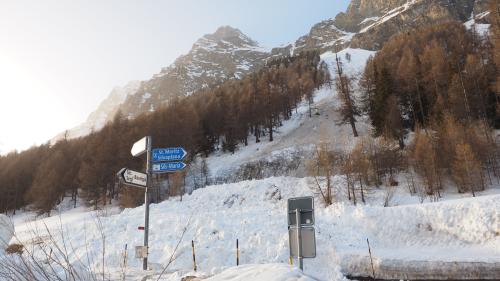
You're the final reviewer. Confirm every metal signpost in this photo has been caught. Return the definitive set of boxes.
[288,196,316,271]
[119,136,187,270]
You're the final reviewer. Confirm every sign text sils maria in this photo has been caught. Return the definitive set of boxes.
[152,162,186,173]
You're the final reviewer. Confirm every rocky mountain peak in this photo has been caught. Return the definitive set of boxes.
[194,25,260,51]
[211,26,254,43]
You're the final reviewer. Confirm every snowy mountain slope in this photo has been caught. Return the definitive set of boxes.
[271,20,355,56]
[55,0,492,143]
[51,81,141,143]
[207,48,375,182]
[8,177,500,280]
[348,0,481,50]
[273,0,490,55]
[52,26,269,142]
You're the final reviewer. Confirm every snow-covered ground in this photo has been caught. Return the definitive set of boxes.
[6,176,500,280]
[204,264,318,281]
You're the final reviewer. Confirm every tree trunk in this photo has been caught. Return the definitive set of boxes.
[359,177,365,203]
[351,180,357,205]
[268,119,273,142]
[349,116,358,137]
[309,100,312,117]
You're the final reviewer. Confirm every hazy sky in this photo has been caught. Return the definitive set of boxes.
[0,0,350,154]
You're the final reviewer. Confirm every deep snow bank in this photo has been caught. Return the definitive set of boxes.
[12,176,500,280]
[0,214,14,250]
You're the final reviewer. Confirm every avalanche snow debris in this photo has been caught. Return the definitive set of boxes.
[207,48,375,182]
[10,176,500,280]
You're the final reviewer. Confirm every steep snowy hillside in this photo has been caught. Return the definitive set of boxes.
[8,177,500,280]
[207,48,375,182]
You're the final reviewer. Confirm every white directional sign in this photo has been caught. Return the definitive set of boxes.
[131,136,149,157]
[120,168,147,187]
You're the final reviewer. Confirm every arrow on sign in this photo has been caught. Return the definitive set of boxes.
[119,168,147,188]
[152,147,187,162]
[152,162,186,173]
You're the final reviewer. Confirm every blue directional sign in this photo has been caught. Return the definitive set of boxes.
[152,147,187,162]
[152,162,186,173]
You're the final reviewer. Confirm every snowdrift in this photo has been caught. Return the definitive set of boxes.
[12,177,500,280]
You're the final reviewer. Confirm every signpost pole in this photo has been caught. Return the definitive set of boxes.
[143,136,152,270]
[296,208,303,271]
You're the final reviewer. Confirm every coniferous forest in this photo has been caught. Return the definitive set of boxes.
[0,51,329,214]
[1,8,499,215]
[351,21,500,201]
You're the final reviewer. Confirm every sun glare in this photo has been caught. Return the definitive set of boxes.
[0,54,61,153]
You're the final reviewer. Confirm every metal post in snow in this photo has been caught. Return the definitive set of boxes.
[367,238,376,278]
[122,244,128,281]
[143,136,152,270]
[236,239,239,266]
[192,240,197,272]
[296,208,303,271]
